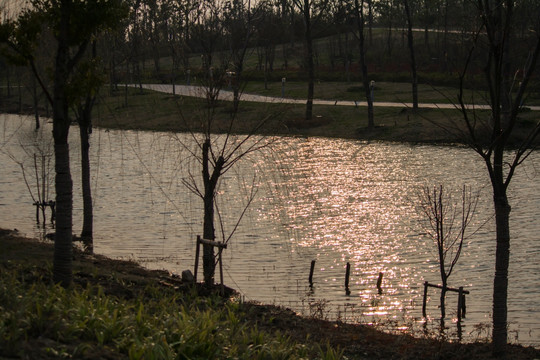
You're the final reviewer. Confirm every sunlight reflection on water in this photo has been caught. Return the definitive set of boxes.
[1,114,539,347]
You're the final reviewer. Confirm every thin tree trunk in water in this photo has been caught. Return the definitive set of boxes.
[79,40,96,252]
[440,288,447,318]
[440,281,447,318]
[492,194,511,356]
[32,76,40,130]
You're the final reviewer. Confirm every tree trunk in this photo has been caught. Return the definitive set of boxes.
[303,0,314,122]
[202,189,216,286]
[53,141,73,287]
[79,112,93,253]
[32,75,40,130]
[492,193,511,356]
[355,0,374,129]
[52,1,73,287]
[368,0,373,45]
[386,16,393,57]
[404,0,419,110]
[79,41,97,252]
[423,1,430,50]
[440,278,448,318]
[201,139,225,286]
[17,73,22,113]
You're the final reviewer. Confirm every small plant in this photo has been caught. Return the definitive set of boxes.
[416,184,480,319]
[308,298,330,320]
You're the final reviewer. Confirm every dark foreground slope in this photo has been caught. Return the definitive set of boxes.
[1,228,539,359]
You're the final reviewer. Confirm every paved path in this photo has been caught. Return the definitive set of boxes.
[136,83,540,111]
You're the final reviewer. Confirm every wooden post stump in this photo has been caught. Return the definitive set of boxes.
[345,262,351,295]
[422,281,428,318]
[308,260,315,286]
[376,272,383,294]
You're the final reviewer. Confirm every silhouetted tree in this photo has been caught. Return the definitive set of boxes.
[1,0,126,286]
[417,185,479,318]
[456,0,540,355]
[403,0,419,110]
[292,0,328,121]
[353,0,374,128]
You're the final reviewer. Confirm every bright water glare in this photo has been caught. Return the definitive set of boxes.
[1,114,539,346]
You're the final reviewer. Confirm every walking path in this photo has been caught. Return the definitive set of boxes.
[136,83,540,111]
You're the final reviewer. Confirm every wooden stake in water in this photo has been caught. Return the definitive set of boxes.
[345,262,351,295]
[309,260,315,287]
[377,272,384,294]
[422,281,429,318]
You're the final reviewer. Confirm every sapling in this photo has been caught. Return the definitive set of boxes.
[417,184,479,319]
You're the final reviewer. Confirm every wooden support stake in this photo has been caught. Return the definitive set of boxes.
[194,235,201,282]
[461,293,466,318]
[422,281,469,319]
[193,235,228,294]
[376,272,383,294]
[309,260,315,286]
[34,202,40,224]
[345,262,351,295]
[457,287,463,321]
[422,281,428,318]
[425,282,469,294]
[218,246,224,295]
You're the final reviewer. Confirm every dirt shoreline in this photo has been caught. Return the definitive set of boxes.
[1,228,539,359]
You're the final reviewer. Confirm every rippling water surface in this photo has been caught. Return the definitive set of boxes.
[1,114,539,346]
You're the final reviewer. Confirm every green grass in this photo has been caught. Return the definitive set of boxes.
[241,80,484,104]
[89,86,539,146]
[0,261,342,359]
[2,80,538,147]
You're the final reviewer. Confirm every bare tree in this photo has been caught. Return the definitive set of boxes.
[1,0,126,286]
[3,122,54,227]
[68,40,103,253]
[417,185,479,318]
[177,84,276,286]
[403,0,419,111]
[456,0,540,355]
[222,0,258,113]
[353,0,374,129]
[177,0,279,285]
[292,0,328,122]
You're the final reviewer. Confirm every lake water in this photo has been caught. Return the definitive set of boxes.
[1,113,539,347]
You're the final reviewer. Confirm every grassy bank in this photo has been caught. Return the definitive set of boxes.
[2,229,540,359]
[0,229,342,359]
[2,80,539,146]
[91,85,538,146]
